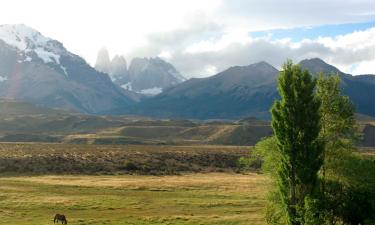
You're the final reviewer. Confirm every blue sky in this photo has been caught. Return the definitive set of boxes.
[251,21,375,41]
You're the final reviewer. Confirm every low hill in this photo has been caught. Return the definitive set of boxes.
[0,101,373,147]
[0,99,72,115]
[0,101,272,145]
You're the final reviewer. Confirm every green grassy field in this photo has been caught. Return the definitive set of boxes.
[0,173,268,225]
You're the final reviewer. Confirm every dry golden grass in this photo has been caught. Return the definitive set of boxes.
[0,173,268,225]
[2,172,266,190]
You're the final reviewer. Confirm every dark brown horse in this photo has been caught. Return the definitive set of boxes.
[54,214,67,225]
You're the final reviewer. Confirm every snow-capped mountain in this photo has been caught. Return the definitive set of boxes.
[0,24,137,113]
[95,49,185,96]
[0,24,70,75]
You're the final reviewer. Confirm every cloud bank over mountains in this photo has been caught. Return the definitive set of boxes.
[2,0,375,77]
[120,0,375,77]
[126,21,375,78]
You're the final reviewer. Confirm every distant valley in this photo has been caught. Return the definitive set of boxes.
[0,99,374,147]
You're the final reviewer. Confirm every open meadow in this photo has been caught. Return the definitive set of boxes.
[0,173,268,225]
[0,143,269,224]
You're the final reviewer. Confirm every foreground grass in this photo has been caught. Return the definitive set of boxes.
[0,173,267,225]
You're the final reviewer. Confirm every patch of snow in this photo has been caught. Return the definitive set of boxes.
[0,24,63,65]
[34,47,60,64]
[61,66,68,76]
[121,82,133,91]
[24,56,32,62]
[0,76,8,82]
[138,87,163,96]
[0,24,50,51]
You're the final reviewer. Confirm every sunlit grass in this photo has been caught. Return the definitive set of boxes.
[0,173,267,225]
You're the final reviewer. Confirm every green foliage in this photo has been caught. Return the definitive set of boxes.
[252,137,287,224]
[252,137,280,176]
[271,60,323,225]
[265,190,288,225]
[317,74,356,143]
[317,74,357,176]
[253,64,375,225]
[316,74,357,182]
[323,153,375,224]
[237,156,259,170]
[236,137,278,171]
[316,74,375,224]
[303,195,325,225]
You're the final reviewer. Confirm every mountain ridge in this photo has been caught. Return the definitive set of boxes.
[125,58,375,120]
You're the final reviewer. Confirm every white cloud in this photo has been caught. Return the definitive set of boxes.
[185,30,251,54]
[0,0,223,64]
[203,65,218,76]
[158,50,172,60]
[1,0,375,76]
[128,25,375,77]
[350,60,375,75]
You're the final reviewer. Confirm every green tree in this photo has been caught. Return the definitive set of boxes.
[316,74,375,224]
[316,74,356,186]
[271,60,323,225]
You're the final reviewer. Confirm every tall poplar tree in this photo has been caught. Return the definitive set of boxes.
[271,60,323,225]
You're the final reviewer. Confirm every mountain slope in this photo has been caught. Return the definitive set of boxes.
[129,58,375,120]
[299,58,375,117]
[131,61,279,119]
[0,24,136,113]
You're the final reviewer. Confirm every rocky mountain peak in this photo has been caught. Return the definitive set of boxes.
[299,58,342,75]
[124,57,185,95]
[94,48,128,81]
[95,47,111,74]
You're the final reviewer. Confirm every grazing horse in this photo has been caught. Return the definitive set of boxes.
[54,214,67,225]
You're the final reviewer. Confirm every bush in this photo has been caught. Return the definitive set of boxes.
[122,161,138,171]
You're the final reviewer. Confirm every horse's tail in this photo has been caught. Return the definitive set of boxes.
[65,219,68,225]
